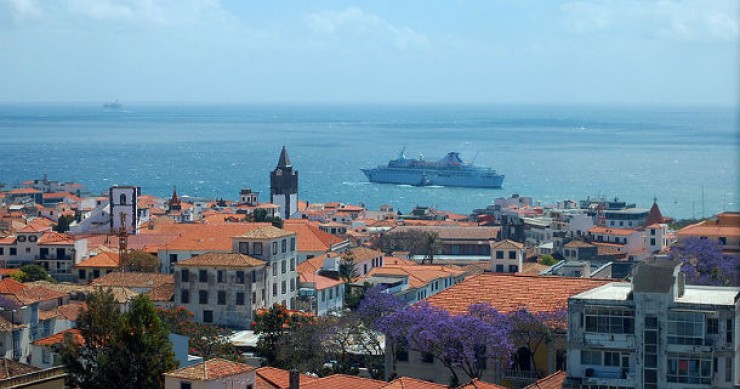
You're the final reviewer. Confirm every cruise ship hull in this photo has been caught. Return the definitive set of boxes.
[361,168,504,188]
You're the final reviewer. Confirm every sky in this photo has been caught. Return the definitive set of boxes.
[0,0,738,105]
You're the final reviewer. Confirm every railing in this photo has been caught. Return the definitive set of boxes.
[503,369,538,382]
[0,366,67,388]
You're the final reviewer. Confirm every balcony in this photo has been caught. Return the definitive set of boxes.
[582,368,634,386]
[503,369,538,384]
[583,333,635,349]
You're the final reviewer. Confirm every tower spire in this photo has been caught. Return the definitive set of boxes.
[277,146,292,169]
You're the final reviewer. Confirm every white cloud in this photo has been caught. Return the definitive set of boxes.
[305,7,429,50]
[560,0,739,42]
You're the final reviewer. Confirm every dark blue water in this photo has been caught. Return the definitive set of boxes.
[0,103,737,219]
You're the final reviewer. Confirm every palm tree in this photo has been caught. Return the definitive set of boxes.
[339,253,359,283]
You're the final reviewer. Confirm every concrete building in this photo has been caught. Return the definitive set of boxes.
[490,239,525,273]
[164,358,256,389]
[565,260,740,388]
[174,253,265,328]
[676,212,740,256]
[233,225,299,310]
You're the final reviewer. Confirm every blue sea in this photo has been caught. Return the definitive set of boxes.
[0,103,738,220]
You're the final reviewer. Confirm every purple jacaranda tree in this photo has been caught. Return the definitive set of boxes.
[670,237,740,286]
[357,285,406,328]
[378,302,514,386]
[509,308,568,378]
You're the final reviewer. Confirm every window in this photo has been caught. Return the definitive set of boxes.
[120,193,127,205]
[495,264,504,272]
[650,238,656,246]
[217,291,226,305]
[290,237,296,251]
[720,237,727,245]
[199,270,207,283]
[328,288,333,299]
[281,280,286,294]
[321,290,326,302]
[650,229,656,235]
[181,383,192,389]
[9,248,16,256]
[199,290,208,304]
[239,242,249,254]
[93,269,100,278]
[603,351,620,367]
[420,352,434,364]
[581,350,601,365]
[42,349,50,364]
[282,239,287,253]
[707,318,719,335]
[508,251,516,260]
[0,248,3,255]
[290,278,295,292]
[78,269,85,280]
[667,352,712,384]
[273,242,278,255]
[395,340,409,361]
[236,271,245,284]
[272,262,277,277]
[727,319,733,343]
[585,306,635,334]
[217,270,224,283]
[281,260,286,274]
[253,242,262,255]
[508,265,518,272]
[668,311,704,345]
[181,290,189,304]
[290,258,295,271]
[203,310,213,323]
[252,270,257,283]
[272,283,277,296]
[496,251,504,259]
[726,357,733,382]
[236,292,245,305]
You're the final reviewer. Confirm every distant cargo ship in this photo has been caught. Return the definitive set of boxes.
[361,149,504,188]
[102,100,123,111]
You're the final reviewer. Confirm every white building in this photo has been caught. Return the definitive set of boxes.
[490,239,524,273]
[164,358,256,389]
[566,260,739,389]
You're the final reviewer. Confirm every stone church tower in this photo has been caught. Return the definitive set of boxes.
[270,146,298,219]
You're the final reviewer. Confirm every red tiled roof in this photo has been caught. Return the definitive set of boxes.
[523,370,566,389]
[644,202,665,227]
[365,265,464,289]
[300,272,343,290]
[75,252,120,269]
[425,273,615,317]
[91,272,173,289]
[491,239,524,250]
[301,374,386,389]
[0,279,26,294]
[587,226,637,237]
[383,377,447,388]
[457,378,508,389]
[677,213,740,239]
[38,231,75,245]
[283,219,344,252]
[161,223,272,251]
[165,358,255,380]
[255,366,319,389]
[349,247,383,262]
[145,282,174,302]
[177,253,265,269]
[32,329,83,347]
[0,358,40,379]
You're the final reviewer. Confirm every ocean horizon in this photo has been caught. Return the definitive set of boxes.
[1,103,737,220]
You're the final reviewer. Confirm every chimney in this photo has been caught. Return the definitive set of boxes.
[289,369,300,389]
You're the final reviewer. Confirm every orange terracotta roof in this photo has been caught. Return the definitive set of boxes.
[457,378,508,389]
[564,240,594,248]
[75,252,120,269]
[165,358,255,380]
[677,213,740,238]
[425,273,615,317]
[161,223,272,251]
[38,231,75,245]
[384,256,417,266]
[491,239,524,250]
[300,272,343,290]
[349,247,383,262]
[91,272,173,289]
[145,282,174,302]
[177,253,265,269]
[383,377,447,388]
[255,366,319,389]
[366,265,464,289]
[588,226,637,237]
[283,220,344,252]
[0,236,16,245]
[239,225,294,240]
[32,328,83,347]
[0,278,26,294]
[301,374,386,389]
[5,188,42,194]
[0,358,40,379]
[523,370,566,389]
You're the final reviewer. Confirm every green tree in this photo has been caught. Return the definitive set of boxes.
[156,306,242,361]
[420,232,443,265]
[254,304,313,366]
[17,265,53,282]
[53,214,75,233]
[253,208,268,222]
[123,250,159,272]
[540,254,558,266]
[339,253,359,283]
[59,289,177,389]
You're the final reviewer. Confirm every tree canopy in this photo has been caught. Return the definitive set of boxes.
[59,290,177,389]
[671,237,740,286]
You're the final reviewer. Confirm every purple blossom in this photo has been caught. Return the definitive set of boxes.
[670,237,739,286]
[358,285,405,328]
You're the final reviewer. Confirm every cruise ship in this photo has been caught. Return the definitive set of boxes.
[361,150,504,188]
